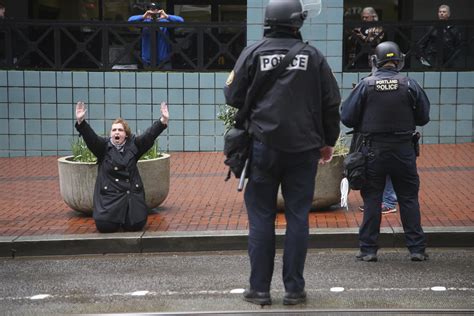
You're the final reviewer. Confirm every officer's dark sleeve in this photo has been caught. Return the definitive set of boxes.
[409,79,430,126]
[75,120,107,159]
[223,47,252,109]
[340,81,366,129]
[320,59,341,147]
[135,120,167,156]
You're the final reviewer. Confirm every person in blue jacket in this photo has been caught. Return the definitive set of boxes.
[128,2,184,68]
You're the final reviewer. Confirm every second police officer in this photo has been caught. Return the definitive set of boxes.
[341,41,430,262]
[224,0,341,306]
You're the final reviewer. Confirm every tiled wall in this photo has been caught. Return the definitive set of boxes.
[0,0,473,157]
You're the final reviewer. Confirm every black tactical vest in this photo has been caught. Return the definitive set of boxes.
[360,73,416,134]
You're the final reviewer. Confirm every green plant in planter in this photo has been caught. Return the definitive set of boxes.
[217,104,349,155]
[71,137,162,163]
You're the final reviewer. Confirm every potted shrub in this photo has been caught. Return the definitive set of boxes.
[58,138,170,215]
[218,105,349,210]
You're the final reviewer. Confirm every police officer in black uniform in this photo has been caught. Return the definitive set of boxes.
[224,0,341,306]
[341,41,430,262]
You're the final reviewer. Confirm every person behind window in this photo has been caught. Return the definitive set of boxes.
[347,7,384,69]
[128,2,184,69]
[419,4,462,67]
[0,3,5,19]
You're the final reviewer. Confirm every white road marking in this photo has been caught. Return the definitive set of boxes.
[130,291,149,296]
[330,287,345,292]
[230,288,245,294]
[431,286,447,291]
[30,294,51,300]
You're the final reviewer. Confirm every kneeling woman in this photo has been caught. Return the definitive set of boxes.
[75,101,169,233]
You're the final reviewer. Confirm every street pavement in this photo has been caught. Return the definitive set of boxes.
[1,248,473,314]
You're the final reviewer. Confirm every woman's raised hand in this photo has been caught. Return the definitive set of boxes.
[76,101,87,124]
[160,101,169,125]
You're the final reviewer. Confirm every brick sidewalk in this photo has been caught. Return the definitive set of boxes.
[0,144,473,237]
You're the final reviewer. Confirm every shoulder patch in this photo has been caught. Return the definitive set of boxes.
[226,70,235,86]
[375,79,399,91]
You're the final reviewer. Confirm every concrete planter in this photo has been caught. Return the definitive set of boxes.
[58,154,170,215]
[277,154,345,210]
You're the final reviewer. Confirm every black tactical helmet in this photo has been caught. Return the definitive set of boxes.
[371,41,405,68]
[264,0,307,29]
[148,2,161,10]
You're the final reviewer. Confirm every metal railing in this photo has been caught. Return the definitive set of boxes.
[343,20,474,72]
[0,19,246,71]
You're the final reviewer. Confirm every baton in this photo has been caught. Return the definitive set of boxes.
[237,158,250,192]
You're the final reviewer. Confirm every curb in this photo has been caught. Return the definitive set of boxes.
[1,227,473,257]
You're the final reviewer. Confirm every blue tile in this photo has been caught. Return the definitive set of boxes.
[326,56,341,72]
[407,72,424,86]
[200,73,215,88]
[152,73,167,88]
[0,71,7,86]
[57,135,73,151]
[121,89,136,103]
[152,89,167,103]
[424,89,440,104]
[457,72,474,88]
[73,72,89,87]
[121,104,136,119]
[24,71,40,86]
[120,72,136,88]
[89,72,104,88]
[439,136,455,144]
[0,88,6,102]
[439,121,455,136]
[8,71,24,86]
[184,136,199,151]
[199,136,215,151]
[184,73,199,88]
[42,136,57,150]
[168,73,183,88]
[456,121,471,136]
[247,25,263,41]
[40,72,56,87]
[199,121,214,135]
[137,88,152,104]
[215,73,228,89]
[326,41,342,57]
[327,25,342,40]
[40,88,56,103]
[57,88,73,103]
[105,104,121,119]
[199,104,215,120]
[439,104,456,120]
[104,72,120,88]
[9,87,24,102]
[440,72,457,88]
[136,72,152,88]
[327,0,343,7]
[247,7,263,24]
[26,135,42,150]
[215,135,224,150]
[440,88,456,104]
[342,73,359,89]
[215,90,225,104]
[42,120,57,134]
[0,135,8,150]
[168,136,183,151]
[327,8,343,23]
[168,104,183,120]
[136,120,153,134]
[184,121,199,136]
[9,119,25,134]
[90,120,106,135]
[200,89,215,104]
[168,89,183,104]
[105,89,120,103]
[26,119,42,134]
[457,89,474,104]
[424,72,440,88]
[184,104,199,120]
[25,104,41,118]
[41,103,56,119]
[0,119,8,133]
[168,120,183,135]
[10,135,26,150]
[422,121,439,136]
[457,104,472,121]
[57,72,72,87]
[8,103,24,118]
[137,104,152,119]
[184,89,199,104]
[429,104,439,120]
[57,104,73,119]
[89,104,105,119]
[0,103,7,118]
[89,88,105,103]
[57,120,73,135]
[455,137,473,143]
[73,88,89,102]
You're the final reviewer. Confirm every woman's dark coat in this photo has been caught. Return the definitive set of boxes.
[75,120,167,224]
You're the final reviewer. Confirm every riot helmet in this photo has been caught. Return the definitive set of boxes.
[264,0,307,29]
[148,2,161,10]
[370,41,405,71]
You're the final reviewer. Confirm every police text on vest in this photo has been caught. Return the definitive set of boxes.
[375,79,399,91]
[260,54,309,71]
